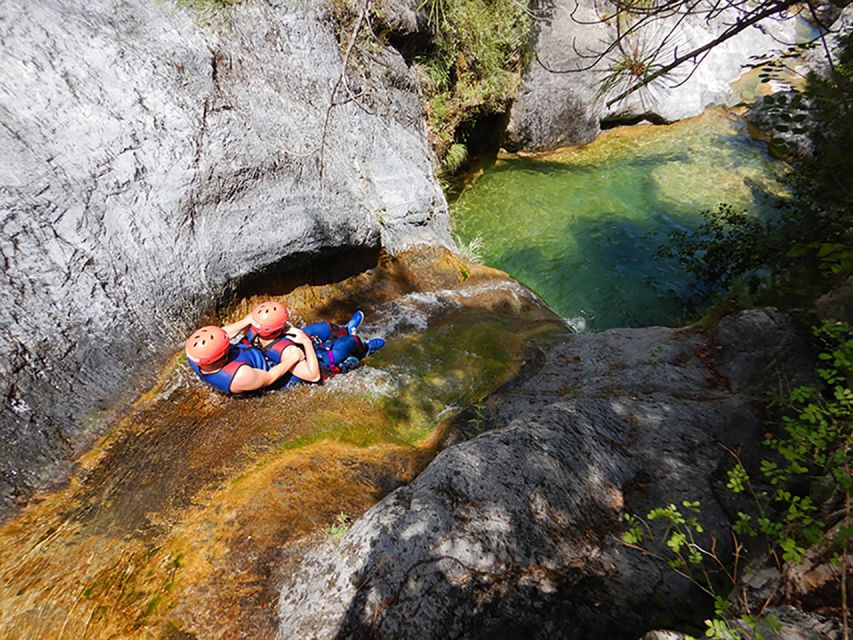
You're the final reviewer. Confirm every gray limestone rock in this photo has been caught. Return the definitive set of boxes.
[506,0,803,150]
[805,4,853,78]
[0,0,448,516]
[277,310,811,639]
[745,91,816,158]
[743,606,848,640]
[642,607,848,640]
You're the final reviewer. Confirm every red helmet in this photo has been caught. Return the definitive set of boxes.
[185,326,230,366]
[251,301,289,338]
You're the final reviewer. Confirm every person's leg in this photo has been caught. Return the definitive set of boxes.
[325,335,367,366]
[303,321,349,341]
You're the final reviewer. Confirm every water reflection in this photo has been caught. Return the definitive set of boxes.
[452,108,786,330]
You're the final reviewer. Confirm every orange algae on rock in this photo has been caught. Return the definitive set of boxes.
[0,248,568,639]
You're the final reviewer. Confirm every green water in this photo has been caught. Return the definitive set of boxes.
[451,109,785,330]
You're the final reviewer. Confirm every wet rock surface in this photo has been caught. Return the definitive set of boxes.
[277,308,813,639]
[0,0,446,516]
[505,0,802,150]
[0,248,568,639]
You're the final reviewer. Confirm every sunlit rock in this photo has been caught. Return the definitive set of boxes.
[278,308,812,638]
[0,0,448,515]
[506,0,805,150]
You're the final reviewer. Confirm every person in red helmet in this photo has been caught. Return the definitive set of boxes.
[185,314,318,395]
[245,302,384,382]
[185,302,384,394]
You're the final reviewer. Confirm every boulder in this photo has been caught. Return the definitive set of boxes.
[741,606,848,639]
[805,3,853,78]
[0,0,448,517]
[816,274,853,324]
[642,606,848,640]
[745,91,815,158]
[277,309,812,639]
[506,0,803,150]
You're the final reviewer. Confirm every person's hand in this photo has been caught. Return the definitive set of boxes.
[287,327,312,346]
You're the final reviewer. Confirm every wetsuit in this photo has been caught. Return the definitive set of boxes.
[247,321,367,381]
[188,343,269,394]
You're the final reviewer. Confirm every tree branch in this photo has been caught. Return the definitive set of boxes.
[605,0,800,106]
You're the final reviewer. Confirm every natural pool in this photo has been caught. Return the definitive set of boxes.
[451,108,786,331]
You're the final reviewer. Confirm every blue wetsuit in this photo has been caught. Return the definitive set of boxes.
[247,321,367,382]
[188,343,269,394]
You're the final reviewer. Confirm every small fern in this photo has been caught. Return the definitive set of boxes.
[442,142,469,175]
[453,233,485,264]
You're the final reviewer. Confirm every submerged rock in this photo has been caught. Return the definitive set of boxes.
[505,0,803,150]
[277,308,812,639]
[0,0,447,516]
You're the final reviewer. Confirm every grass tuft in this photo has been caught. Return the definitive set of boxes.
[453,233,485,264]
[322,512,352,541]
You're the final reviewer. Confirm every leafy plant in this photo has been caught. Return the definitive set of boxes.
[411,0,530,177]
[659,35,853,309]
[623,321,852,638]
[323,512,352,541]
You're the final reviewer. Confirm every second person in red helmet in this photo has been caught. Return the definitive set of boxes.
[185,302,384,395]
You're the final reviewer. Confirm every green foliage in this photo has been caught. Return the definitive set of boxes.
[322,512,352,541]
[622,512,645,545]
[328,0,529,178]
[623,321,852,636]
[658,204,771,297]
[411,0,531,177]
[726,464,749,493]
[762,321,853,560]
[442,142,469,174]
[659,35,853,308]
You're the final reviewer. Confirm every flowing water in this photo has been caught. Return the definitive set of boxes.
[0,249,569,639]
[452,108,786,331]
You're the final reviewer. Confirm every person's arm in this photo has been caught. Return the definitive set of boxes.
[287,327,322,383]
[228,347,305,393]
[222,313,254,340]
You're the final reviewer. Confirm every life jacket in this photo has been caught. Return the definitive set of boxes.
[188,344,269,394]
[249,328,347,382]
[246,327,301,366]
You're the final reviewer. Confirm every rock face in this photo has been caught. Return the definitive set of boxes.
[745,91,815,158]
[747,6,853,158]
[277,308,812,639]
[506,0,803,150]
[0,0,447,516]
[805,3,853,77]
